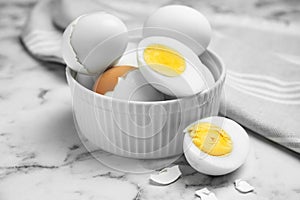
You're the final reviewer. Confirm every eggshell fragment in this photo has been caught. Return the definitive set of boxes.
[93,66,164,101]
[149,165,181,185]
[195,188,218,200]
[111,70,164,101]
[234,179,254,193]
[93,66,136,95]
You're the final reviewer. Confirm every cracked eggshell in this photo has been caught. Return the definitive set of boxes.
[234,179,254,193]
[195,188,218,200]
[93,66,164,101]
[110,69,165,101]
[149,165,182,185]
[93,65,136,95]
[62,16,87,74]
[62,12,129,75]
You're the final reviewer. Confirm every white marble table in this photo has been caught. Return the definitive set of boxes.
[0,0,299,199]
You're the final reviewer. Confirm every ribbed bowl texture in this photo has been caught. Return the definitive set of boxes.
[66,50,225,159]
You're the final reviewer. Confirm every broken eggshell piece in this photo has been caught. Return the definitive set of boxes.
[93,66,164,101]
[195,188,218,200]
[76,73,98,90]
[234,179,254,193]
[149,165,182,185]
[110,69,165,101]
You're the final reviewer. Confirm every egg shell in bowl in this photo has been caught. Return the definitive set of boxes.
[93,65,136,95]
[183,116,250,176]
[111,69,165,101]
[93,66,164,101]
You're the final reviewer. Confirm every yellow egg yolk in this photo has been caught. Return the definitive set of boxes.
[143,44,186,77]
[188,123,232,156]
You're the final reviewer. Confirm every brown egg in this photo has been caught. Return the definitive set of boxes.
[93,65,136,95]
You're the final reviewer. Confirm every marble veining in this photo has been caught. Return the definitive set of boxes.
[0,0,300,200]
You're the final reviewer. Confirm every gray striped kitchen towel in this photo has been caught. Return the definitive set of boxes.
[210,28,300,153]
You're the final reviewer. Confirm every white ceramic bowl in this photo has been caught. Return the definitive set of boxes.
[66,50,225,159]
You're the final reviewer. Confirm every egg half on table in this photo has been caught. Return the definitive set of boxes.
[183,116,250,176]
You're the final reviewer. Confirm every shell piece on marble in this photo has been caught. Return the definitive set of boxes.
[195,188,218,200]
[234,179,255,193]
[149,165,181,185]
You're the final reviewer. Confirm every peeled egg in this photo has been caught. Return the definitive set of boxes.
[137,36,215,97]
[143,5,212,55]
[93,66,164,101]
[62,12,128,75]
[183,116,250,176]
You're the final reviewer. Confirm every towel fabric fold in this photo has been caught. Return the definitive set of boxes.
[210,30,300,153]
[21,0,300,153]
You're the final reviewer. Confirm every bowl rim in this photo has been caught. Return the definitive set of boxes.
[66,49,226,106]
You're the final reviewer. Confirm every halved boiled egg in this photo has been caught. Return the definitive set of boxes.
[137,36,215,97]
[93,65,164,101]
[183,116,250,176]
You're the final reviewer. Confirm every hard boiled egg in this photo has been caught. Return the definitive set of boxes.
[143,5,212,55]
[93,65,164,101]
[137,36,215,97]
[62,12,128,75]
[183,116,250,176]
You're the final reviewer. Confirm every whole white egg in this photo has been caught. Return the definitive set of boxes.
[62,12,128,75]
[183,116,250,176]
[143,5,212,55]
[137,36,215,97]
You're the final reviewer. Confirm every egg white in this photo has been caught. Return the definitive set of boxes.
[183,116,250,176]
[137,36,215,97]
